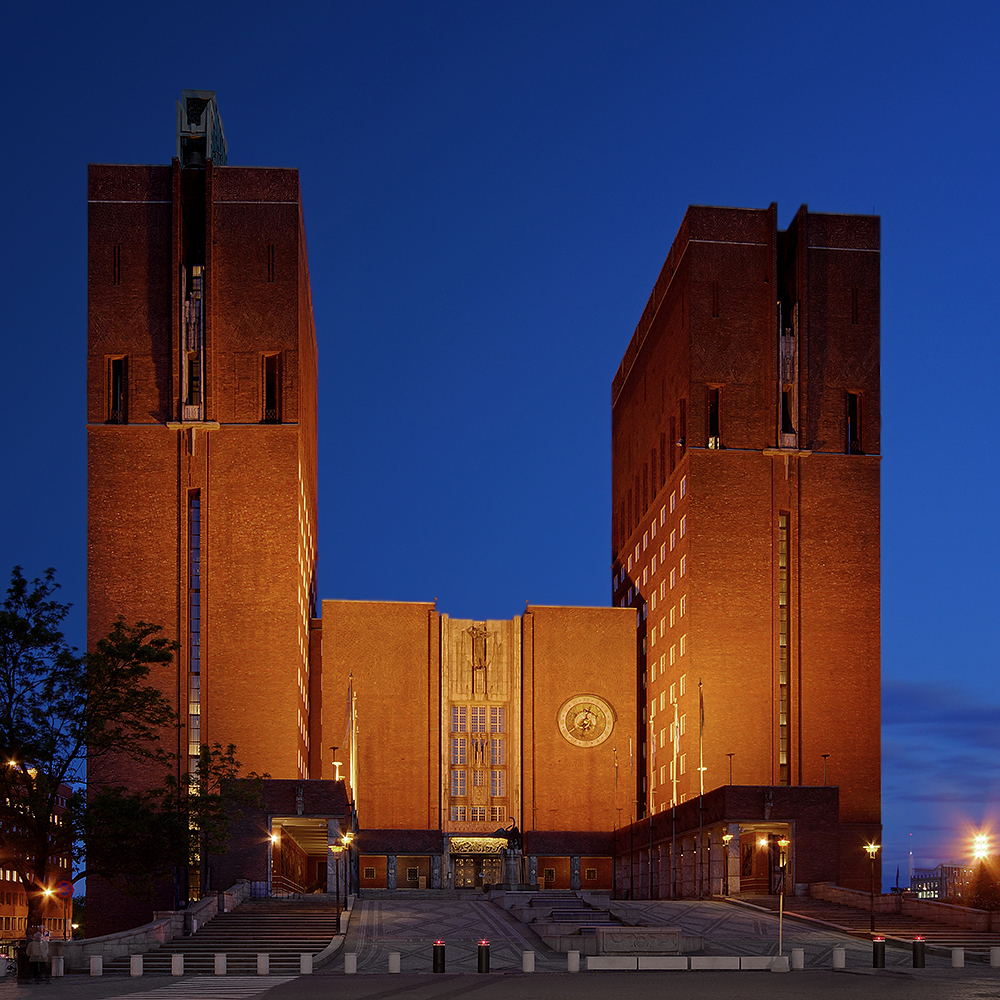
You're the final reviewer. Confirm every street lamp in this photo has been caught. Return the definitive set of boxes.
[972,832,990,862]
[777,837,789,956]
[722,832,733,896]
[864,842,881,934]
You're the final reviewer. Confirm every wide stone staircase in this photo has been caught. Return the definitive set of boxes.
[102,896,341,975]
[744,894,1000,960]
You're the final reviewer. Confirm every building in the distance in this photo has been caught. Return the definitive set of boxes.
[610,204,881,893]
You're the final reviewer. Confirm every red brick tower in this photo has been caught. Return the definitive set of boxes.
[611,205,881,890]
[87,92,319,928]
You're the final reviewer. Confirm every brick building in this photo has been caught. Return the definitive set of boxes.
[610,204,881,892]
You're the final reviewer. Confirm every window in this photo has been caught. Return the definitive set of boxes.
[450,806,466,821]
[470,706,487,733]
[659,617,665,637]
[471,806,486,821]
[651,555,657,573]
[543,868,556,883]
[680,635,687,656]
[651,520,657,538]
[660,542,666,561]
[450,770,466,796]
[643,531,648,551]
[364,867,377,880]
[660,691,665,711]
[679,399,687,454]
[660,505,666,525]
[670,569,676,589]
[585,868,598,881]
[451,707,467,732]
[407,867,419,881]
[451,737,466,765]
[634,544,640,562]
[660,581,665,600]
[669,416,677,473]
[473,769,485,787]
[491,770,506,797]
[680,515,687,537]
[490,706,505,733]
[680,754,687,775]
[847,392,863,454]
[650,697,656,717]
[642,567,648,586]
[680,476,687,498]
[680,555,687,576]
[107,357,127,424]
[490,738,505,766]
[670,606,676,628]
[670,645,676,666]
[627,554,632,572]
[680,673,687,694]
[650,630,656,647]
[680,595,687,617]
[670,530,676,551]
[669,683,676,703]
[670,491,676,513]
[651,591,657,610]
[186,353,201,406]
[262,353,281,423]
[708,386,721,448]
[680,714,687,736]
[660,765,666,784]
[490,806,506,823]
[659,728,666,748]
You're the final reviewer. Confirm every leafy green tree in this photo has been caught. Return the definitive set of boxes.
[969,857,1000,911]
[0,566,177,928]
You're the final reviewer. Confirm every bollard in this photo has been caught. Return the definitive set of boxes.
[951,947,964,968]
[388,952,401,973]
[567,950,580,973]
[300,954,312,975]
[790,948,804,970]
[432,940,446,973]
[344,953,357,974]
[257,953,269,976]
[872,937,885,969]
[991,947,1000,968]
[478,940,490,974]
[522,950,535,973]
[214,953,226,976]
[171,954,184,976]
[831,947,845,970]
[130,955,143,977]
[50,957,64,978]
[90,956,103,977]
[912,937,925,969]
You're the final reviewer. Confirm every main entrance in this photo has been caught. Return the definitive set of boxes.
[453,855,501,888]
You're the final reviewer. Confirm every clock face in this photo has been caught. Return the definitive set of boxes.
[557,695,614,747]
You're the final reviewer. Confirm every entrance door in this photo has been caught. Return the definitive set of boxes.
[454,857,476,888]
[481,857,501,885]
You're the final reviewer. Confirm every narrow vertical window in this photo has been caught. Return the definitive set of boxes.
[107,357,127,424]
[267,243,275,283]
[778,512,790,786]
[781,388,795,435]
[186,355,201,406]
[112,244,122,286]
[707,387,721,448]
[846,393,863,454]
[651,448,657,496]
[188,491,202,770]
[262,353,280,423]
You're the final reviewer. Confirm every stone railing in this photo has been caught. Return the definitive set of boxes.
[809,882,1000,932]
[51,881,249,972]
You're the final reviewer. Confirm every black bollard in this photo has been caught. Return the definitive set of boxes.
[478,940,490,974]
[872,937,885,969]
[432,940,445,973]
[912,937,925,968]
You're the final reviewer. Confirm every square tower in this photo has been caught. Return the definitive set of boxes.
[611,204,880,889]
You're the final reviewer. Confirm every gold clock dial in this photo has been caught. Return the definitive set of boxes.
[557,695,614,747]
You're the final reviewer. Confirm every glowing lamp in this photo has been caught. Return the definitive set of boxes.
[479,939,490,946]
[757,837,768,850]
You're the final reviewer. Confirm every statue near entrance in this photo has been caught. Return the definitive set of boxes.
[492,819,526,887]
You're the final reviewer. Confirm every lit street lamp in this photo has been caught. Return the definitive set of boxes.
[722,832,733,896]
[972,832,990,862]
[777,837,789,956]
[864,842,881,934]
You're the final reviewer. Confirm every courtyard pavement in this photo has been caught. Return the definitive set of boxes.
[0,898,995,1000]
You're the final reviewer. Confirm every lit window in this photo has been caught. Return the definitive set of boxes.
[650,697,656,717]
[680,515,687,537]
[473,769,485,787]
[660,691,665,711]
[680,754,687,775]
[670,645,676,666]
[650,630,656,647]
[651,555,657,573]
[651,591,657,610]
[670,606,676,628]
[670,492,676,512]
[660,581,665,599]
[642,567,648,585]
[680,714,687,736]
[643,531,648,551]
[451,706,467,733]
[628,555,633,572]
[490,806,506,822]
[660,765,666,784]
[586,868,598,881]
[642,602,648,619]
[659,617,665,638]
[490,770,506,797]
[669,683,676,703]
[680,555,687,576]
[490,706,505,733]
[680,595,687,616]
[450,806,466,821]
[651,520,657,537]
[670,569,676,589]
[471,806,486,821]
[451,738,466,765]
[451,770,466,796]
[659,728,666,748]
[681,476,687,498]
[680,673,687,694]
[660,542,666,561]
[635,544,640,562]
[680,635,687,656]
[670,530,676,551]
[471,707,487,733]
[660,505,666,525]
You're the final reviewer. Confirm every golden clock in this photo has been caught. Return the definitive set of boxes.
[557,695,614,747]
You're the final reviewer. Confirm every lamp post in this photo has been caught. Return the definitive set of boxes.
[722,832,733,896]
[821,754,830,786]
[864,842,881,934]
[777,837,789,956]
[726,753,735,785]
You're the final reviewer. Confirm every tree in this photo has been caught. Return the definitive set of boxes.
[0,566,178,930]
[969,857,1000,911]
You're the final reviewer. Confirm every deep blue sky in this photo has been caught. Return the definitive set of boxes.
[2,2,998,886]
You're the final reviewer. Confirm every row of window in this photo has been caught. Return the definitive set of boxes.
[103,354,284,424]
[450,805,506,823]
[451,706,505,734]
[450,737,505,766]
[450,769,506,797]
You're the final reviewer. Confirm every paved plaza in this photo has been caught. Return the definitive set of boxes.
[0,899,995,1000]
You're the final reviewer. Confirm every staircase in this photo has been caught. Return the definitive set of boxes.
[745,894,1000,960]
[102,896,341,975]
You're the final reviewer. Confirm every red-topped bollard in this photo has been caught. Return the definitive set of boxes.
[432,940,446,973]
[912,936,925,968]
[873,936,885,969]
[478,939,490,974]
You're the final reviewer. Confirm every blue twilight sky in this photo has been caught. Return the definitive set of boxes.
[1,2,998,886]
